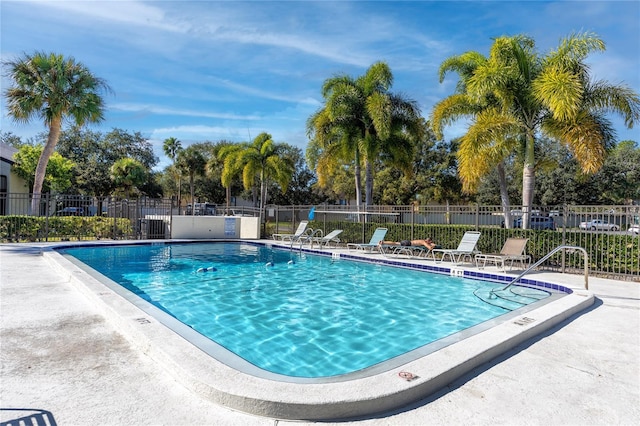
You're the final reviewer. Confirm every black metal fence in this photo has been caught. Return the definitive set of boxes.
[1,193,638,280]
[267,203,640,281]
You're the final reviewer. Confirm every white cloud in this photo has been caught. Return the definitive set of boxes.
[110,103,261,121]
[28,0,188,33]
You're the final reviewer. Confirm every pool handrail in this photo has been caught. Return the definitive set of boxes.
[498,245,589,292]
[291,228,323,251]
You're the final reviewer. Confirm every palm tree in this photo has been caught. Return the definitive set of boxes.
[163,137,183,210]
[431,51,519,227]
[217,142,245,215]
[226,133,293,221]
[433,33,639,228]
[3,52,110,214]
[176,146,206,215]
[307,61,422,207]
[110,158,147,198]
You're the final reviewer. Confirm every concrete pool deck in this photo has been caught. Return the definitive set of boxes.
[1,241,639,425]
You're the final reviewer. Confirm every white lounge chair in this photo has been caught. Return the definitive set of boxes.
[347,228,388,253]
[475,238,530,271]
[272,221,310,242]
[430,231,481,264]
[308,229,343,248]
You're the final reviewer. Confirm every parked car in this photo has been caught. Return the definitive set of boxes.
[579,219,619,231]
[514,216,556,230]
[55,207,85,216]
[628,225,639,235]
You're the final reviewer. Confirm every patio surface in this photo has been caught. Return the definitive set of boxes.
[1,241,638,425]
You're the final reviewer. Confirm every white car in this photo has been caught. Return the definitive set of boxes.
[629,225,640,235]
[579,219,619,231]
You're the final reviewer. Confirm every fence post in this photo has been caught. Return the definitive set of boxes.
[111,197,117,239]
[43,193,49,241]
[411,205,415,240]
[561,204,568,273]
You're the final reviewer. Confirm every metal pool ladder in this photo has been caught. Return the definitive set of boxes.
[498,245,589,292]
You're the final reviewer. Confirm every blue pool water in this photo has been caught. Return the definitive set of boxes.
[61,242,550,378]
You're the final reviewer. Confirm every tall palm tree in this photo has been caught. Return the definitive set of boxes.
[307,61,422,207]
[433,33,639,228]
[217,142,246,214]
[176,146,206,215]
[163,136,183,209]
[227,133,293,220]
[431,51,519,227]
[3,52,110,214]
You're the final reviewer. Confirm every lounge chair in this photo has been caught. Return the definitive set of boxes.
[308,229,343,248]
[394,243,438,259]
[475,238,530,271]
[430,231,481,264]
[272,220,310,242]
[347,228,388,252]
[380,239,438,258]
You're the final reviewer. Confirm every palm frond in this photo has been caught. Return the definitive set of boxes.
[586,80,640,128]
[533,66,583,121]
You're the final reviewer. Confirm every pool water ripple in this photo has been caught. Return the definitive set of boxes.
[62,242,550,378]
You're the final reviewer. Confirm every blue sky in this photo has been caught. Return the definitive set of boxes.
[1,0,639,169]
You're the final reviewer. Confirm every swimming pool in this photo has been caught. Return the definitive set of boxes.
[61,241,554,379]
[49,240,592,420]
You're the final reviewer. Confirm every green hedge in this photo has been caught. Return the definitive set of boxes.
[0,215,133,242]
[307,221,639,277]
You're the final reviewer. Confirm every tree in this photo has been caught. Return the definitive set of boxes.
[307,61,422,207]
[12,144,75,193]
[431,50,517,226]
[0,131,24,148]
[110,158,147,198]
[373,131,470,206]
[595,141,640,204]
[432,33,640,228]
[224,133,294,220]
[217,141,245,214]
[176,146,206,214]
[163,136,183,208]
[3,52,110,214]
[56,128,158,196]
[266,143,327,205]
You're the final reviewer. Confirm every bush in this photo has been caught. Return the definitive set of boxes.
[0,215,133,242]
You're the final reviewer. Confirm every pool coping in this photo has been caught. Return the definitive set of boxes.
[42,240,594,421]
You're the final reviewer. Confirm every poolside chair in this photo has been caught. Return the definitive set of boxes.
[272,221,310,242]
[377,239,437,259]
[475,238,530,271]
[308,229,343,248]
[430,231,481,264]
[347,228,388,253]
[392,242,438,259]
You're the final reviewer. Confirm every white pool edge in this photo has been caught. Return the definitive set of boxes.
[42,244,594,420]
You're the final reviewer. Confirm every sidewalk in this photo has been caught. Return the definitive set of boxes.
[1,243,638,425]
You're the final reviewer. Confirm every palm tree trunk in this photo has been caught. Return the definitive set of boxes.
[259,170,267,236]
[259,170,266,214]
[521,134,536,229]
[497,162,512,228]
[190,173,195,215]
[353,149,362,208]
[31,116,62,215]
[365,160,374,206]
[177,175,182,214]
